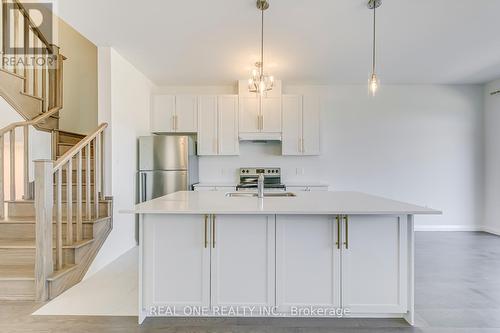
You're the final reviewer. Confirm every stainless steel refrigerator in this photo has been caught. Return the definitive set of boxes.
[137,135,198,202]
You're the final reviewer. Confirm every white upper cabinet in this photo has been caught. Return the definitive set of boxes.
[175,95,198,132]
[302,95,320,155]
[197,96,218,155]
[282,95,320,156]
[261,97,282,133]
[151,95,175,133]
[238,96,260,133]
[197,95,239,156]
[217,96,239,155]
[151,95,198,133]
[238,80,282,137]
[282,95,302,155]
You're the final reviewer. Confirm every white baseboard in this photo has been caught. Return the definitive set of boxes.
[415,225,482,232]
[481,226,500,236]
[415,224,500,236]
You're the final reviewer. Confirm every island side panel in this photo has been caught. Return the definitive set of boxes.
[404,215,415,325]
[139,214,146,324]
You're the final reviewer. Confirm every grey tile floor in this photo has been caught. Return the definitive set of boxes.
[0,232,499,333]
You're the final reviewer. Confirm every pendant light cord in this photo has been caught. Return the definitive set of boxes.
[372,2,376,74]
[261,4,264,78]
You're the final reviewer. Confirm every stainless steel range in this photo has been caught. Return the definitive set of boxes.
[236,168,286,191]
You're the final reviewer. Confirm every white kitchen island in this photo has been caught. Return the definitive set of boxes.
[127,191,440,325]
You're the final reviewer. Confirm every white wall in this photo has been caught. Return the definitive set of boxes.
[483,79,500,235]
[86,47,153,277]
[58,18,98,135]
[158,84,484,230]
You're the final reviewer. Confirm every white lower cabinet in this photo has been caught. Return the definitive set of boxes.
[211,215,275,307]
[276,215,341,312]
[276,214,407,315]
[143,214,408,317]
[143,214,210,309]
[341,215,407,314]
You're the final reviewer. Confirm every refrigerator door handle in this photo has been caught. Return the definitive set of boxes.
[141,173,147,202]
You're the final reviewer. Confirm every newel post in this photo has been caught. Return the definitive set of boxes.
[34,160,54,301]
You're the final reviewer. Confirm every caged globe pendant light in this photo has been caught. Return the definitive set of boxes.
[368,0,381,96]
[248,0,274,95]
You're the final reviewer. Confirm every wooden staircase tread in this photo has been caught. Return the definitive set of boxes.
[56,129,87,138]
[47,264,78,281]
[5,199,111,204]
[19,91,43,101]
[0,265,34,280]
[0,216,111,224]
[0,238,94,249]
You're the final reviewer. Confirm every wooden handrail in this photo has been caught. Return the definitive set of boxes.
[0,106,61,136]
[12,0,54,54]
[53,123,108,172]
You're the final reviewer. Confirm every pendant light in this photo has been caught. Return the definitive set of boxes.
[248,0,274,94]
[368,0,381,96]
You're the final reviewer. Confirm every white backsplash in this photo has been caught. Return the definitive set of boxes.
[198,141,325,184]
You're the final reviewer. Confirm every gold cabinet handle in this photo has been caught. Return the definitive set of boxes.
[335,215,341,249]
[343,215,349,249]
[212,214,216,248]
[204,215,208,248]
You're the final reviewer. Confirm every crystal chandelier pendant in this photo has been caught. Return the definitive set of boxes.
[248,0,274,95]
[248,62,274,94]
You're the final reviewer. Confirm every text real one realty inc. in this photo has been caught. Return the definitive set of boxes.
[149,306,352,318]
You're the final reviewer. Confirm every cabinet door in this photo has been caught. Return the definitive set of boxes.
[211,215,275,308]
[218,96,239,155]
[239,96,260,133]
[261,96,282,133]
[276,215,341,312]
[302,96,320,155]
[151,95,175,133]
[341,215,407,314]
[175,95,198,132]
[142,214,210,309]
[197,96,218,155]
[282,95,302,155]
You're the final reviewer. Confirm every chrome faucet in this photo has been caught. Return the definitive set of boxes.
[257,173,264,198]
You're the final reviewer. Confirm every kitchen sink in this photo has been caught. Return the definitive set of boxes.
[225,192,297,198]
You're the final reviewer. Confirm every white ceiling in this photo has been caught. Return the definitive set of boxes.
[55,0,500,85]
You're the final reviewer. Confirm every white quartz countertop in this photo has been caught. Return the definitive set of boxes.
[123,191,441,215]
